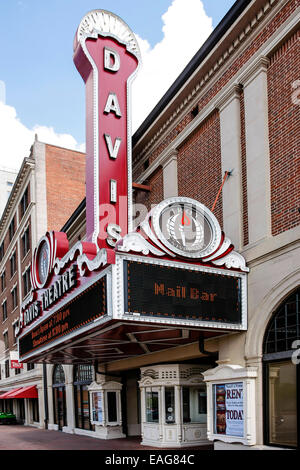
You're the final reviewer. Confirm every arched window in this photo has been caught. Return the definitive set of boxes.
[263,288,299,449]
[53,364,65,385]
[74,364,94,431]
[52,365,66,430]
[264,289,300,355]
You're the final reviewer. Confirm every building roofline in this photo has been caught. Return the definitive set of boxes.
[132,0,252,147]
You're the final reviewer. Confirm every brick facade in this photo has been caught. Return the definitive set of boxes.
[268,29,300,236]
[45,144,86,231]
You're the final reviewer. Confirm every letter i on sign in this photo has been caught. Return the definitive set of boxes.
[73,11,141,249]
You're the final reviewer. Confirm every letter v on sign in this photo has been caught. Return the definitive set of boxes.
[73,10,141,249]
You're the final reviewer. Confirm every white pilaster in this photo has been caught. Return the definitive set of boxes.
[216,85,243,250]
[162,149,178,199]
[240,56,271,245]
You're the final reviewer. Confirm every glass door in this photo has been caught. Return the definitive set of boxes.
[53,386,66,431]
[267,361,297,447]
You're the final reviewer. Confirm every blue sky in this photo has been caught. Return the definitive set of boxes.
[0,0,236,171]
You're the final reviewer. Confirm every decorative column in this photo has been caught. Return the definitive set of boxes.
[240,56,271,245]
[216,85,243,250]
[175,385,182,443]
[65,368,76,433]
[162,149,179,199]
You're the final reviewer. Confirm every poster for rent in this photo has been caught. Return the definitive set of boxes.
[224,382,244,437]
[215,382,244,437]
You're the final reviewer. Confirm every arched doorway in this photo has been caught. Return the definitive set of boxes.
[73,364,94,431]
[53,365,66,431]
[263,288,299,448]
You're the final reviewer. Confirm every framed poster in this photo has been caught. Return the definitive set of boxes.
[214,382,244,437]
[91,391,103,423]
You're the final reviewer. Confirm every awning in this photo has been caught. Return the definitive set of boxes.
[7,386,38,399]
[0,387,23,399]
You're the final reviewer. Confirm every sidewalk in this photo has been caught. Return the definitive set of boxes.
[0,425,213,451]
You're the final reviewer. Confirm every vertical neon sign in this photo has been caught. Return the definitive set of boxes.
[73,10,140,250]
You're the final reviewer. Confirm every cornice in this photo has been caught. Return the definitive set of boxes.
[133,0,283,169]
[0,157,35,237]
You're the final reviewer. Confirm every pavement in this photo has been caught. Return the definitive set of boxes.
[0,424,214,451]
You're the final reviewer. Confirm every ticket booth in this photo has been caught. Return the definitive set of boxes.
[139,364,209,448]
[88,378,125,439]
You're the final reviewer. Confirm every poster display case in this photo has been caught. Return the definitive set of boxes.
[203,364,258,447]
[88,379,125,439]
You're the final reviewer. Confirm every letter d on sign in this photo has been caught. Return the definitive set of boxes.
[104,47,120,72]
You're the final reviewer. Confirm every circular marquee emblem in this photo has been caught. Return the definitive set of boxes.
[37,240,50,286]
[151,197,222,259]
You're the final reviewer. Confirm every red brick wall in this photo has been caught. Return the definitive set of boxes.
[135,0,299,173]
[134,167,164,214]
[268,29,300,236]
[45,144,86,231]
[177,111,223,228]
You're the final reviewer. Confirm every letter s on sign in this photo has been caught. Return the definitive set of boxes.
[106,224,122,247]
[292,340,300,365]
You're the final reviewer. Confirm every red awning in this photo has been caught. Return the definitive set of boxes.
[0,387,23,399]
[8,386,38,399]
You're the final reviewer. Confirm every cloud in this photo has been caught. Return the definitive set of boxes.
[0,101,85,171]
[132,0,213,131]
[0,0,212,172]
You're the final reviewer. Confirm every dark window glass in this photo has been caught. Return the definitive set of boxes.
[182,387,190,423]
[10,252,16,277]
[2,300,7,322]
[5,360,9,378]
[107,392,117,423]
[165,387,175,424]
[146,391,159,423]
[12,286,18,309]
[23,268,31,297]
[1,271,5,291]
[73,365,94,431]
[0,243,4,261]
[27,363,35,371]
[22,228,30,257]
[20,187,29,217]
[9,218,15,241]
[264,290,300,354]
[53,365,65,385]
[4,332,9,350]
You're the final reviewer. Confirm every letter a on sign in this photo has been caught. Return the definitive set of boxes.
[73,10,140,249]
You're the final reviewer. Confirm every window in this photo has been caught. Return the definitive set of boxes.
[20,186,29,217]
[2,300,7,322]
[3,331,9,350]
[13,322,19,344]
[1,271,6,291]
[146,391,159,423]
[27,363,35,371]
[165,387,175,424]
[5,360,9,378]
[23,267,31,297]
[9,218,15,241]
[22,228,30,257]
[107,392,117,423]
[10,252,17,278]
[0,243,4,261]
[12,286,18,310]
[263,289,299,449]
[15,367,21,375]
[74,365,94,431]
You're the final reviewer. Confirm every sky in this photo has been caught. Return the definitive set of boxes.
[0,0,236,172]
